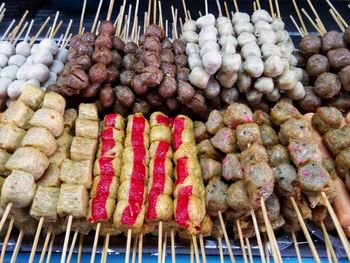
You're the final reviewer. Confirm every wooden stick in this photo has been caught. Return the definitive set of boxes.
[138,231,143,263]
[117,0,127,36]
[45,27,52,39]
[204,0,208,15]
[218,211,236,263]
[24,19,34,42]
[161,232,167,263]
[90,222,101,263]
[216,0,222,16]
[52,20,62,38]
[224,2,230,18]
[60,215,73,263]
[158,221,163,263]
[1,19,15,41]
[10,229,24,263]
[132,234,139,263]
[233,0,239,12]
[126,5,132,41]
[91,0,103,33]
[321,192,350,260]
[268,0,275,18]
[136,25,141,43]
[165,19,168,37]
[245,238,254,263]
[324,234,332,263]
[218,237,224,263]
[291,0,307,35]
[325,0,348,27]
[290,15,304,36]
[290,197,320,263]
[146,0,151,27]
[253,2,257,12]
[0,3,5,14]
[0,8,5,23]
[190,240,194,263]
[236,220,248,263]
[67,230,79,263]
[171,228,176,263]
[77,234,84,263]
[61,19,73,48]
[131,0,140,39]
[330,9,345,32]
[291,232,301,263]
[153,0,157,25]
[0,216,14,262]
[250,209,266,263]
[62,33,72,49]
[307,0,326,32]
[50,11,60,39]
[38,226,53,263]
[316,18,327,34]
[187,10,192,20]
[263,233,270,263]
[158,1,163,29]
[275,0,281,19]
[79,0,87,34]
[28,216,44,263]
[13,21,28,45]
[301,8,323,35]
[199,234,207,263]
[191,235,200,263]
[106,0,115,21]
[30,16,50,46]
[46,233,56,263]
[125,229,132,263]
[10,10,28,43]
[320,221,338,263]
[96,21,101,35]
[181,0,188,20]
[101,232,110,263]
[256,0,261,10]
[144,12,148,34]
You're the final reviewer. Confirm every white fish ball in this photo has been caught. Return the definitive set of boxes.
[33,50,53,66]
[264,55,284,78]
[217,69,238,89]
[200,41,220,57]
[183,20,197,32]
[26,55,35,64]
[189,67,210,89]
[0,65,18,80]
[0,41,15,57]
[254,77,274,94]
[39,38,58,55]
[16,63,31,80]
[237,32,256,46]
[31,43,39,55]
[50,60,64,74]
[196,14,216,28]
[26,63,50,83]
[15,41,31,57]
[241,41,261,59]
[204,77,221,99]
[54,48,68,63]
[286,81,305,100]
[0,53,8,68]
[265,88,281,102]
[232,12,250,24]
[277,69,296,90]
[234,22,254,35]
[261,43,281,59]
[216,16,231,27]
[202,50,222,75]
[257,29,276,45]
[271,19,285,31]
[221,53,241,72]
[252,9,273,23]
[188,53,203,69]
[0,78,12,98]
[243,56,264,78]
[182,31,199,43]
[8,54,26,67]
[218,35,238,48]
[42,72,57,88]
[186,43,200,56]
[7,80,25,100]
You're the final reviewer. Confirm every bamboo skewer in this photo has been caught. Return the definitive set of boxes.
[60,215,73,263]
[45,27,52,39]
[9,229,24,263]
[23,18,34,42]
[13,21,28,45]
[61,19,73,48]
[251,209,266,263]
[320,221,338,263]
[9,10,28,43]
[291,231,301,263]
[0,216,14,263]
[215,0,222,17]
[218,237,224,263]
[77,234,84,263]
[125,229,132,263]
[325,0,348,27]
[236,220,248,263]
[301,8,323,35]
[101,233,110,263]
[218,211,236,263]
[263,233,270,263]
[162,232,167,263]
[1,19,15,41]
[28,216,45,263]
[38,225,53,263]
[224,2,230,18]
[199,234,207,263]
[90,223,101,263]
[182,0,188,20]
[204,0,208,16]
[30,16,51,46]
[131,0,140,39]
[132,235,139,263]
[330,9,345,32]
[67,230,79,263]
[274,0,280,19]
[50,11,60,39]
[268,0,275,19]
[190,240,194,263]
[291,0,307,35]
[138,231,143,263]
[170,228,176,263]
[46,234,56,263]
[290,15,304,36]
[306,0,326,32]
[245,237,254,263]
[233,0,239,12]
[256,0,261,10]
[52,20,63,38]
[324,235,332,263]
[91,0,103,33]
[191,235,200,263]
[158,221,163,263]
[290,197,320,263]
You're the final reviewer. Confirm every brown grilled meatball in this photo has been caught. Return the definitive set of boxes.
[175,54,188,68]
[222,153,243,181]
[95,33,113,49]
[335,148,350,180]
[131,68,163,94]
[288,139,322,167]
[160,62,177,77]
[76,55,92,70]
[260,125,278,147]
[306,54,329,77]
[47,84,79,96]
[267,144,289,167]
[120,70,135,86]
[145,24,165,41]
[111,50,122,66]
[66,68,89,90]
[143,50,161,68]
[80,82,100,98]
[112,100,128,115]
[99,84,115,108]
[200,159,222,182]
[278,118,311,145]
[177,80,195,104]
[322,31,345,54]
[173,39,186,55]
[274,163,297,197]
[205,110,223,135]
[327,48,350,71]
[311,106,343,134]
[206,177,228,216]
[115,85,135,107]
[297,161,331,192]
[89,63,107,83]
[188,92,207,114]
[211,127,237,153]
[323,125,350,156]
[99,21,115,36]
[293,50,306,67]
[160,49,175,63]
[314,72,341,99]
[144,36,162,53]
[146,91,164,107]
[75,42,94,57]
[81,32,96,45]
[105,65,119,83]
[124,42,138,54]
[132,98,151,114]
[221,88,239,105]
[165,97,179,111]
[158,75,177,98]
[327,92,350,112]
[197,139,221,160]
[92,47,112,65]
[113,37,125,53]
[270,100,302,126]
[344,26,350,47]
[122,54,137,70]
[339,65,350,91]
[177,67,190,82]
[300,35,321,58]
[298,86,322,113]
[162,37,172,49]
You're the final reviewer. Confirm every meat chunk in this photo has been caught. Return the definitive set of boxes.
[236,123,261,150]
[270,100,302,126]
[256,193,280,223]
[297,161,331,192]
[259,125,278,147]
[222,153,243,181]
[311,106,343,135]
[206,177,228,216]
[197,139,221,160]
[267,144,289,167]
[70,137,98,161]
[193,121,209,142]
[335,148,350,180]
[274,164,297,197]
[0,124,26,152]
[288,139,322,167]
[200,159,221,182]
[278,118,312,146]
[223,103,253,128]
[253,110,272,126]
[205,110,223,134]
[21,127,57,157]
[210,127,237,153]
[29,108,64,137]
[240,143,268,166]
[323,125,350,156]
[226,180,251,211]
[60,159,93,188]
[2,101,34,130]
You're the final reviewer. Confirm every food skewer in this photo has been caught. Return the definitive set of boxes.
[320,221,338,263]
[325,0,348,27]
[0,216,14,262]
[291,0,307,34]
[291,232,301,263]
[236,220,248,263]
[245,238,254,263]
[38,226,53,263]
[30,16,51,46]
[46,234,56,263]
[329,9,345,32]
[66,229,79,263]
[1,19,15,41]
[9,229,24,263]
[9,10,28,43]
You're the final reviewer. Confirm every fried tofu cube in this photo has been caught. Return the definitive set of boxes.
[70,137,97,161]
[87,197,116,222]
[5,147,49,180]
[49,148,68,167]
[60,159,92,188]
[42,92,66,115]
[30,186,60,222]
[0,124,26,152]
[57,132,73,148]
[2,101,34,129]
[21,127,58,157]
[64,109,78,130]
[57,184,89,218]
[1,170,36,208]
[78,103,98,121]
[17,84,45,110]
[90,175,119,199]
[0,150,11,176]
[37,164,61,187]
[30,108,64,137]
[75,118,99,139]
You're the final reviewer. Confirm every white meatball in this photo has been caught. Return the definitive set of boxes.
[8,55,26,67]
[16,63,31,80]
[237,72,253,93]
[237,32,256,46]
[183,20,197,32]
[289,55,298,67]
[7,80,25,100]
[24,79,40,87]
[202,50,222,75]
[200,41,220,57]
[277,69,296,90]
[221,42,236,54]
[278,39,295,54]
[189,67,210,89]
[218,23,234,36]
[217,69,238,89]
[26,63,50,83]
[196,14,216,28]
[54,48,68,63]
[275,30,288,43]
[186,43,200,56]
[30,43,39,55]
[251,9,273,23]
[291,67,303,82]
[204,77,221,99]
[243,56,264,78]
[264,55,284,78]
[33,50,53,66]
[39,38,58,55]
[199,31,217,46]
[261,43,281,59]
[42,72,57,88]
[0,78,12,98]
[50,60,64,74]
[241,42,261,59]
[182,31,199,43]
[188,53,203,69]
[0,65,19,80]
[232,12,250,24]
[254,77,274,94]
[15,41,31,57]
[234,22,254,35]
[26,55,35,64]
[221,53,241,72]
[257,29,276,45]
[286,81,305,100]
[216,16,231,27]
[271,19,285,31]
[199,25,218,37]
[265,88,281,102]
[218,35,238,48]
[0,53,8,68]
[246,89,263,105]
[0,41,15,57]
[254,20,272,34]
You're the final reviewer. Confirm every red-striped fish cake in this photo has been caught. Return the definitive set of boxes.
[97,141,123,158]
[90,175,119,200]
[93,156,121,177]
[149,126,172,144]
[149,112,172,127]
[149,140,173,159]
[100,127,125,143]
[103,113,125,130]
[172,115,195,150]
